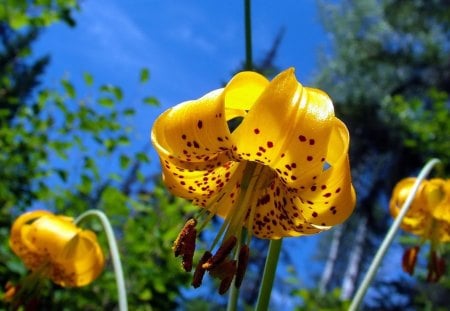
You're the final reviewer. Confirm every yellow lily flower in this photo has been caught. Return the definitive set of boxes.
[10,210,105,287]
[151,68,356,292]
[390,177,450,282]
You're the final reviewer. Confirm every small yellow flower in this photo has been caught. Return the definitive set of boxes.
[10,210,105,287]
[390,177,449,281]
[152,68,356,292]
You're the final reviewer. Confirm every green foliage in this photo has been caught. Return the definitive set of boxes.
[0,64,195,308]
[0,0,79,28]
[313,0,450,309]
[383,89,450,168]
[0,1,195,309]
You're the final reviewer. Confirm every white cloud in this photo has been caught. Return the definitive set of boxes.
[74,0,157,70]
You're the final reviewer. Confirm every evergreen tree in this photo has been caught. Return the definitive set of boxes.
[312,0,450,309]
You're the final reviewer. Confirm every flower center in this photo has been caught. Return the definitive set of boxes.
[173,160,275,294]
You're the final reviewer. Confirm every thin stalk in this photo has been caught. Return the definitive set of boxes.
[255,239,283,311]
[349,158,441,311]
[227,230,249,311]
[244,0,253,70]
[227,2,254,310]
[75,210,128,311]
[227,277,240,311]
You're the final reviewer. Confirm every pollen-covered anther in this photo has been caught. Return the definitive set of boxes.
[235,244,250,288]
[202,235,237,270]
[173,218,197,271]
[192,251,212,288]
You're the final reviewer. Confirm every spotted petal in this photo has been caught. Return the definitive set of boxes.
[230,68,335,187]
[296,119,356,227]
[9,211,105,287]
[152,89,234,167]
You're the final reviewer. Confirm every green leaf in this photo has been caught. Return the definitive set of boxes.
[140,68,150,83]
[100,85,123,101]
[83,72,94,86]
[61,79,76,98]
[120,154,131,169]
[143,96,159,106]
[55,169,68,182]
[136,152,150,163]
[123,108,135,116]
[98,97,114,108]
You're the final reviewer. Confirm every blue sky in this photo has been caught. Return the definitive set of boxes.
[35,0,326,143]
[33,0,332,308]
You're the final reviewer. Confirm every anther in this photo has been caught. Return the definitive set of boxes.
[209,259,237,295]
[182,233,196,272]
[192,251,212,288]
[202,235,237,270]
[427,250,446,283]
[235,244,250,288]
[173,218,197,271]
[173,218,197,256]
[219,276,234,295]
[209,259,237,279]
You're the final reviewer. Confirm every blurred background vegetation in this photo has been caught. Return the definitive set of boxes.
[0,0,449,310]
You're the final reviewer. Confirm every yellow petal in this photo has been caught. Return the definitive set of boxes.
[10,210,53,260]
[230,68,335,187]
[389,178,432,236]
[223,71,269,111]
[24,215,79,260]
[425,178,448,221]
[151,88,234,166]
[160,154,245,205]
[56,232,105,287]
[287,119,355,227]
[249,176,322,239]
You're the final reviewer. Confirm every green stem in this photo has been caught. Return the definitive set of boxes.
[226,2,254,311]
[227,230,249,311]
[227,279,240,311]
[349,158,441,311]
[75,210,128,311]
[244,0,253,70]
[255,239,283,311]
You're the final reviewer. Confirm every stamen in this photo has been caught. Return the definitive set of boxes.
[202,236,237,270]
[182,229,197,272]
[192,251,212,288]
[173,218,197,272]
[427,250,446,282]
[219,276,234,295]
[235,244,250,288]
[227,163,264,244]
[209,259,237,279]
[209,259,237,295]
